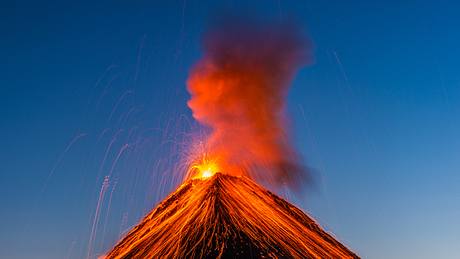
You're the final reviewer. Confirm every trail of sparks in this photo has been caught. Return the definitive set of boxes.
[96,130,124,182]
[108,144,130,178]
[87,176,110,259]
[42,133,87,192]
[100,180,118,252]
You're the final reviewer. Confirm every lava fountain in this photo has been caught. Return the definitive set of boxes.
[105,19,359,258]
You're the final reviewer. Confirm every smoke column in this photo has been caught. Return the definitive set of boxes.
[187,18,313,187]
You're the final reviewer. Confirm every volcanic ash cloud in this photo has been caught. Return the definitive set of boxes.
[187,19,313,187]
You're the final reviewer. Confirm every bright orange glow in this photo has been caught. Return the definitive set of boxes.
[185,21,311,187]
[190,158,219,179]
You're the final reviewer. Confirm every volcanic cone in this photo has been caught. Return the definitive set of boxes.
[106,173,359,258]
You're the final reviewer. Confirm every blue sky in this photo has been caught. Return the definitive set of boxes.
[1,1,459,258]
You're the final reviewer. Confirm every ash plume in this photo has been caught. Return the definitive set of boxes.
[187,18,313,188]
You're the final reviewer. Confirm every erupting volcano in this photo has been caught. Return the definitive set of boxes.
[106,19,359,258]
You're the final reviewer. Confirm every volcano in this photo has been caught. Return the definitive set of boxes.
[106,173,358,258]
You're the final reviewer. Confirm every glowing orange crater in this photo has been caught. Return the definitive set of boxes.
[191,158,220,179]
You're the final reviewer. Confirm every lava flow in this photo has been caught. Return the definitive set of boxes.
[105,19,359,258]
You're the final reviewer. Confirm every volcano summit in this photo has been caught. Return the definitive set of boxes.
[106,173,359,258]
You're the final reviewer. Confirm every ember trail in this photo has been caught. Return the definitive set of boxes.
[106,19,359,258]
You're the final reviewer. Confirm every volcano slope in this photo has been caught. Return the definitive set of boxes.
[106,173,359,258]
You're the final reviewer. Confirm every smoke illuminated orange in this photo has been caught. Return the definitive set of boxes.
[186,20,312,187]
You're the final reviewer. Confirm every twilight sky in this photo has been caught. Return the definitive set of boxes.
[1,1,459,258]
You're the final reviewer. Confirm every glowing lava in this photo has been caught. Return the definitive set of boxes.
[191,158,220,179]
